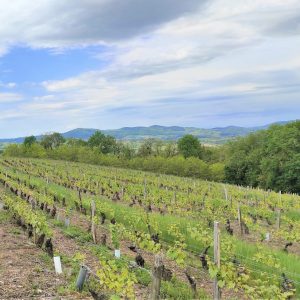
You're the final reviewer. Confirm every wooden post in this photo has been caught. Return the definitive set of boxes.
[91,200,97,243]
[201,192,206,209]
[276,208,281,230]
[78,189,82,206]
[223,185,228,201]
[213,221,221,300]
[149,255,163,300]
[144,179,147,201]
[121,186,124,199]
[279,191,282,207]
[237,204,243,235]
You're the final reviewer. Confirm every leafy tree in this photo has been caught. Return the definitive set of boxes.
[88,131,117,154]
[23,135,37,147]
[209,163,225,182]
[116,142,135,159]
[164,141,178,157]
[137,139,154,157]
[178,134,201,158]
[40,133,65,149]
[88,131,106,147]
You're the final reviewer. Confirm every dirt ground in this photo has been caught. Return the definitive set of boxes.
[0,213,64,299]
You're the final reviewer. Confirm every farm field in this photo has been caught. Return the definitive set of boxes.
[0,157,299,299]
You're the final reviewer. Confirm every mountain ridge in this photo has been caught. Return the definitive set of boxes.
[0,121,293,145]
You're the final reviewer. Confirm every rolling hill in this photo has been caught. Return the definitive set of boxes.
[0,121,292,145]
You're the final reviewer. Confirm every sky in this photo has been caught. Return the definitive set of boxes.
[0,0,300,138]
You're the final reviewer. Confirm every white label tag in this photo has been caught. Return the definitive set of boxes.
[115,249,121,258]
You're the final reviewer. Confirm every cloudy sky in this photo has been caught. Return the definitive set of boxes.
[0,0,299,137]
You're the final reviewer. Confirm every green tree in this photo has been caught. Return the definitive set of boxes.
[40,133,65,149]
[163,141,178,157]
[116,142,135,159]
[137,139,154,157]
[88,131,106,148]
[178,134,201,158]
[88,131,117,154]
[23,135,37,147]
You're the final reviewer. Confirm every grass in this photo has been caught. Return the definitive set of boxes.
[0,209,10,223]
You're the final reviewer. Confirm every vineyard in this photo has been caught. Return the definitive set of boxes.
[0,157,300,299]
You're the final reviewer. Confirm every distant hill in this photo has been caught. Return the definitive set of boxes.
[0,121,293,145]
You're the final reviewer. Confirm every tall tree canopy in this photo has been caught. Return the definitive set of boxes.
[40,133,65,149]
[87,130,117,154]
[23,135,37,147]
[178,134,202,158]
[225,121,300,193]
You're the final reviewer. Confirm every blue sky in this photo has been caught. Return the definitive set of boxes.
[0,0,299,138]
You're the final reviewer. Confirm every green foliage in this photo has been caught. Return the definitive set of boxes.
[225,121,300,193]
[3,143,225,181]
[24,135,37,147]
[178,134,202,158]
[88,130,118,154]
[96,255,137,299]
[160,277,207,299]
[210,162,225,181]
[40,133,65,150]
[133,268,152,286]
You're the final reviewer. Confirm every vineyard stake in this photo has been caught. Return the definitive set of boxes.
[144,178,147,201]
[213,221,221,300]
[279,190,282,207]
[121,186,124,199]
[54,256,63,274]
[65,217,70,227]
[223,185,228,201]
[91,200,97,243]
[276,208,281,230]
[76,265,88,291]
[149,254,163,300]
[237,203,243,235]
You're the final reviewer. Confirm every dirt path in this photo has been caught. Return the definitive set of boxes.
[0,213,64,299]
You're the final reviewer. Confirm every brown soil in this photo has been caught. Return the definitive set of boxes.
[0,214,64,300]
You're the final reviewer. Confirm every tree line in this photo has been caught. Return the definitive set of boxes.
[4,131,225,181]
[3,120,299,192]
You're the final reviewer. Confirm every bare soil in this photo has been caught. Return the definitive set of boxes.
[0,213,64,300]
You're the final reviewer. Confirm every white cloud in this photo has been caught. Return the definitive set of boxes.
[0,82,17,88]
[0,92,22,103]
[0,0,205,51]
[0,0,300,136]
